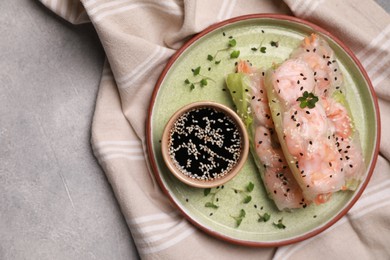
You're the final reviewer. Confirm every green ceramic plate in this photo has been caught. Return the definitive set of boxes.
[146,14,380,247]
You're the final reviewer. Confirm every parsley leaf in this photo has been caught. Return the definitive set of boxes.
[230,209,246,227]
[246,182,254,192]
[258,212,271,222]
[270,41,279,47]
[243,195,252,204]
[200,78,208,87]
[273,218,286,229]
[228,39,237,47]
[205,202,219,209]
[192,66,201,76]
[297,91,319,109]
[204,188,211,196]
[230,50,240,59]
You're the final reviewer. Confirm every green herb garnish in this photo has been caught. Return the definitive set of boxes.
[273,218,286,229]
[204,188,220,209]
[205,202,219,209]
[185,67,215,90]
[270,41,279,47]
[200,78,208,87]
[230,50,240,59]
[246,182,254,192]
[233,182,254,204]
[297,91,319,108]
[260,46,267,53]
[228,39,237,47]
[192,66,201,76]
[251,47,258,51]
[207,54,213,61]
[258,212,271,222]
[230,209,246,227]
[243,195,252,204]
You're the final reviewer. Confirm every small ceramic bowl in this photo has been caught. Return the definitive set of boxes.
[161,101,249,188]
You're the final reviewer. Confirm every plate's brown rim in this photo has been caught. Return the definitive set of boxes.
[145,13,381,247]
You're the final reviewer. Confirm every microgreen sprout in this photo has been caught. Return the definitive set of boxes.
[258,212,271,222]
[230,209,246,227]
[297,91,319,108]
[233,182,254,204]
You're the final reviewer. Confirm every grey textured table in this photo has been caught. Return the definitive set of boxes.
[1,1,389,259]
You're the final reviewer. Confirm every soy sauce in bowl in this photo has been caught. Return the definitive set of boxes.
[161,101,249,188]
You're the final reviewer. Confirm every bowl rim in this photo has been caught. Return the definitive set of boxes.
[146,13,381,247]
[161,101,250,188]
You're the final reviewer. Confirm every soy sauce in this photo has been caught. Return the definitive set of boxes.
[168,107,242,180]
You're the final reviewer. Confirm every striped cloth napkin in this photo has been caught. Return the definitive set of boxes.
[39,0,390,259]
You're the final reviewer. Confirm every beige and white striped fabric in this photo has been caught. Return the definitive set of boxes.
[39,0,390,259]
